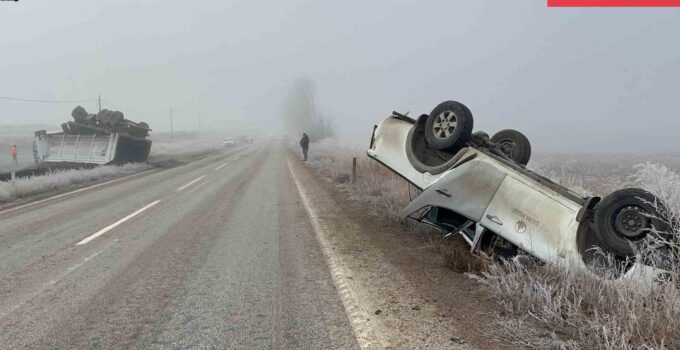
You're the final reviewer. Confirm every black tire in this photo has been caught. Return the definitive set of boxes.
[490,129,531,165]
[594,188,671,258]
[424,101,474,151]
[471,131,490,139]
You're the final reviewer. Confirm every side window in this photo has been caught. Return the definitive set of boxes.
[425,207,476,243]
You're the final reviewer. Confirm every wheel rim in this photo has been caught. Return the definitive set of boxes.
[497,139,516,158]
[613,205,649,239]
[432,110,458,140]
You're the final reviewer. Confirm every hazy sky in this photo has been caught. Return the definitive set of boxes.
[1,1,679,153]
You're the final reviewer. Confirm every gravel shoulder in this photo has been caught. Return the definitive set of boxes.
[289,152,519,350]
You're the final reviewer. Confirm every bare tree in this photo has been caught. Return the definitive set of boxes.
[281,78,334,141]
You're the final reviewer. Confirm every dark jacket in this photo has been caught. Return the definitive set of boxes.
[300,134,310,148]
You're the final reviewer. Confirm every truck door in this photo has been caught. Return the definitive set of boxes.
[480,175,578,262]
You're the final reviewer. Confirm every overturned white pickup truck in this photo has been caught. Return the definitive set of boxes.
[368,100,673,274]
[34,106,152,165]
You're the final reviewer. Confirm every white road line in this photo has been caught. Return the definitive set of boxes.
[214,162,229,170]
[185,180,206,194]
[177,175,206,191]
[0,172,147,216]
[286,158,384,350]
[66,250,102,271]
[76,200,161,246]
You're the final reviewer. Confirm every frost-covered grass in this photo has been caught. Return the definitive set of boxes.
[531,153,680,196]
[473,258,680,350]
[149,132,226,163]
[0,163,149,202]
[306,139,416,221]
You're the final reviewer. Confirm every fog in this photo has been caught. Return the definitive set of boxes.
[1,1,680,153]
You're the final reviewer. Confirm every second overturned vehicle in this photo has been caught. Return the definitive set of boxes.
[368,100,674,276]
[33,106,152,166]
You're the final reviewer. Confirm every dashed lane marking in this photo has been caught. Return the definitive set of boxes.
[177,175,206,191]
[214,162,229,170]
[76,200,161,245]
[185,180,206,194]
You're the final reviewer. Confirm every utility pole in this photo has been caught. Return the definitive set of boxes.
[98,95,101,113]
[170,108,174,139]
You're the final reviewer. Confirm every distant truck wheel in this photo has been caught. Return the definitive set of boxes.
[490,129,531,165]
[111,111,125,126]
[594,188,671,258]
[424,101,474,152]
[471,131,490,139]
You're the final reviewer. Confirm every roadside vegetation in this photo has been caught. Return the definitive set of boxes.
[149,132,227,165]
[0,163,149,202]
[304,140,680,349]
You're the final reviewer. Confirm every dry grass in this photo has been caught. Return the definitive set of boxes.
[306,139,680,349]
[307,139,420,221]
[0,163,149,202]
[439,235,488,272]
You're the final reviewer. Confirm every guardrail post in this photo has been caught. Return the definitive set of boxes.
[352,157,357,184]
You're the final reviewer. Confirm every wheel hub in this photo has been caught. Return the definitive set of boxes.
[498,139,516,157]
[432,110,458,140]
[614,205,649,239]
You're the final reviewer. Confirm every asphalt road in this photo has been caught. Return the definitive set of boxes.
[0,144,360,349]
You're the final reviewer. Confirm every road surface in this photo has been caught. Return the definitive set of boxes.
[0,144,360,349]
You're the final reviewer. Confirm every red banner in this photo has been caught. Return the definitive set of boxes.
[549,0,680,6]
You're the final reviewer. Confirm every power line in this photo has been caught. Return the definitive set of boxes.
[0,94,166,116]
[0,95,97,103]
[99,99,164,116]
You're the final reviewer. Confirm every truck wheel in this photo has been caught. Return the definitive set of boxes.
[594,188,670,258]
[424,101,473,152]
[471,131,490,139]
[490,129,531,165]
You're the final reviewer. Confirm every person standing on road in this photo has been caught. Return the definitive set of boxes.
[299,133,310,161]
[10,145,18,165]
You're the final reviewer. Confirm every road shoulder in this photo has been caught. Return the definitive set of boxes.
[288,153,519,350]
